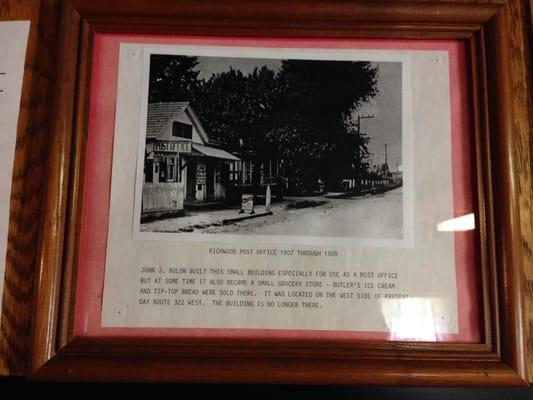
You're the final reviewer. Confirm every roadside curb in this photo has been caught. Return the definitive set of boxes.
[222,211,273,225]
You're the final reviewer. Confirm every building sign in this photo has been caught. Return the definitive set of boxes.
[153,140,192,153]
[240,193,254,214]
[196,163,206,184]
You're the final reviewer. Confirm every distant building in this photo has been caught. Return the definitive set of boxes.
[143,102,240,216]
[229,150,286,199]
[389,171,403,185]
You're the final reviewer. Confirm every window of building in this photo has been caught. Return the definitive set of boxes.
[172,121,193,139]
[228,161,240,182]
[166,157,178,182]
[158,160,166,181]
[145,159,153,183]
[245,161,253,184]
[168,160,174,181]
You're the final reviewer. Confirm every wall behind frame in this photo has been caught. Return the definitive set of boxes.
[0,0,532,386]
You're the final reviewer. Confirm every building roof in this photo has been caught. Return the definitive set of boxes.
[192,143,240,161]
[146,102,209,143]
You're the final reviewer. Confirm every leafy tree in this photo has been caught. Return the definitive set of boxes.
[273,60,378,192]
[192,67,281,191]
[148,55,202,103]
[192,66,279,151]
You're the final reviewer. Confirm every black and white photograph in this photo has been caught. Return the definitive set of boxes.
[104,43,455,333]
[136,50,408,240]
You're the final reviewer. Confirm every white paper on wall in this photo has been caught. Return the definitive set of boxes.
[0,21,31,320]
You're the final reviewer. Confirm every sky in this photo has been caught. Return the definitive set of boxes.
[196,56,402,170]
[356,62,402,171]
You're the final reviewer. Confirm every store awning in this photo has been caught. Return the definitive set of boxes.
[191,143,240,161]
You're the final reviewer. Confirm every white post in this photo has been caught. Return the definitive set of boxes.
[265,184,271,212]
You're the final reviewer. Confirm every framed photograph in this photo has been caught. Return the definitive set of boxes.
[28,0,531,385]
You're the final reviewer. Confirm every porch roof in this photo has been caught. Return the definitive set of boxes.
[191,143,240,161]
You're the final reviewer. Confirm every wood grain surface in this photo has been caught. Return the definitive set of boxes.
[29,0,531,385]
[491,0,533,385]
[0,0,61,376]
[0,0,531,383]
[519,0,533,384]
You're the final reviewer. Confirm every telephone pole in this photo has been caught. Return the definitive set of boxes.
[353,114,374,193]
[382,143,390,186]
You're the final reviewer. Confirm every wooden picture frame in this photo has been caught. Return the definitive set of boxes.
[19,0,531,385]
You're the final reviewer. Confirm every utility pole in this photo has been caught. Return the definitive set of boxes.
[383,143,390,186]
[354,114,374,193]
